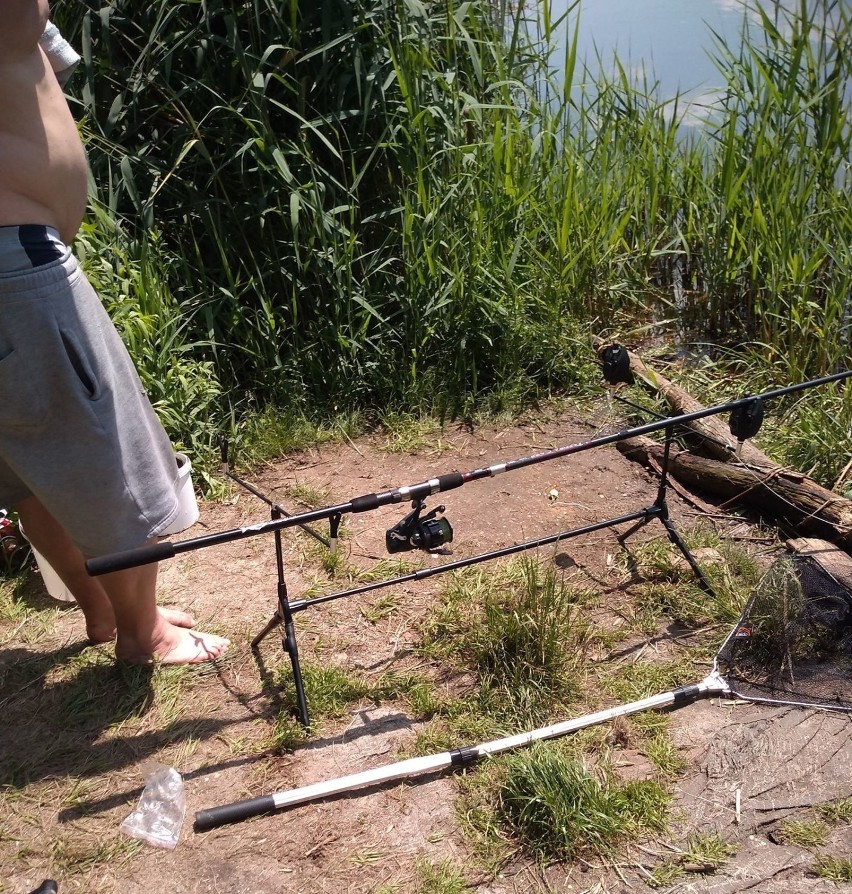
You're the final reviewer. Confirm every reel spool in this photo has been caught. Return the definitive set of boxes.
[386,500,453,553]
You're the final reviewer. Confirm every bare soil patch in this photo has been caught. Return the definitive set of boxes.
[1,407,849,893]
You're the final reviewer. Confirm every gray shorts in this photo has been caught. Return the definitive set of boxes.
[0,228,180,556]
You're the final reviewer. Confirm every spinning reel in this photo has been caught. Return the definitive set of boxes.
[386,500,453,553]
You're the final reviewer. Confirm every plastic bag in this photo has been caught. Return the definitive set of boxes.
[120,762,186,850]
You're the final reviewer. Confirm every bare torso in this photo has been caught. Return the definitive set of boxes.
[0,3,88,244]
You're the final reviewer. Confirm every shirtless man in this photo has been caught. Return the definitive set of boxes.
[0,0,228,664]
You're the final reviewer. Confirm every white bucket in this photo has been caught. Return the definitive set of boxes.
[32,542,75,602]
[18,522,76,603]
[161,452,200,536]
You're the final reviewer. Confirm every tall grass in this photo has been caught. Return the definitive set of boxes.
[693,0,851,374]
[73,208,225,464]
[53,0,850,448]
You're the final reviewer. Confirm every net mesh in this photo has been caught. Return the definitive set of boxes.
[717,555,852,712]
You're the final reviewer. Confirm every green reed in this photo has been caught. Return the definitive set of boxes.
[53,0,850,438]
[695,0,851,374]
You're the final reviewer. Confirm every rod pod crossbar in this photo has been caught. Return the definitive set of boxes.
[194,672,730,830]
[86,369,850,577]
[249,422,712,726]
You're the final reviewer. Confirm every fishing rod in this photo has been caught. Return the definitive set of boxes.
[86,366,851,577]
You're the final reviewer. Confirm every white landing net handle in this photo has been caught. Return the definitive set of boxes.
[194,673,728,831]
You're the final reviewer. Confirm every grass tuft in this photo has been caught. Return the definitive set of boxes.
[0,570,61,646]
[414,857,467,894]
[51,832,142,875]
[643,732,687,780]
[379,413,443,454]
[498,744,668,861]
[360,593,402,624]
[817,797,852,826]
[626,526,759,629]
[648,832,735,887]
[813,855,852,883]
[776,819,830,850]
[422,557,591,725]
[598,654,700,704]
[275,661,431,734]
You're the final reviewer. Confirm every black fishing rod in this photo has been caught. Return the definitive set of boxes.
[86,367,851,577]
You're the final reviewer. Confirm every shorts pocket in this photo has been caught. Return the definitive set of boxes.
[59,329,102,402]
[0,349,49,430]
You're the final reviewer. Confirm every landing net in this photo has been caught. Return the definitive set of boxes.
[716,556,852,713]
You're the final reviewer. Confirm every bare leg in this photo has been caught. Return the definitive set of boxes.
[17,495,116,641]
[16,496,196,641]
[98,557,229,665]
[15,497,226,663]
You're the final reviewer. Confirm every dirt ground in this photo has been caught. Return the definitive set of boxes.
[1,406,850,893]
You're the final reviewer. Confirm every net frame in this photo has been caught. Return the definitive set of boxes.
[714,554,852,713]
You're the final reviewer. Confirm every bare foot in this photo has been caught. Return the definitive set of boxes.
[116,621,229,665]
[158,607,196,629]
[86,620,119,645]
[87,607,197,645]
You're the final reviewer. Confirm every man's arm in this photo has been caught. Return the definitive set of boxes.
[0,0,48,62]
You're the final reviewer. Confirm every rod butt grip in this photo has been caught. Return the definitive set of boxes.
[194,795,278,831]
[86,541,177,576]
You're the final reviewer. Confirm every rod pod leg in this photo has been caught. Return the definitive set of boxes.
[659,515,715,595]
[617,425,717,597]
[269,507,311,728]
[283,617,310,729]
[251,609,282,649]
[250,508,311,728]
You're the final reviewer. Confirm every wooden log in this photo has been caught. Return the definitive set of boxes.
[600,345,775,467]
[785,538,852,591]
[617,436,852,548]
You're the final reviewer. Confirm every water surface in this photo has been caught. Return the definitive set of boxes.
[557,0,755,95]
